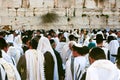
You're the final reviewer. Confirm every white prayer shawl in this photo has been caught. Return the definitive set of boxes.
[0,58,21,80]
[55,42,66,54]
[13,35,23,55]
[83,35,90,46]
[2,50,15,66]
[108,40,119,63]
[37,36,59,80]
[118,69,120,79]
[13,35,22,48]
[25,49,45,80]
[86,60,120,80]
[65,56,88,80]
[74,56,88,80]
[7,46,21,65]
[0,63,6,80]
[61,43,71,65]
[53,37,60,46]
[61,41,76,66]
[101,47,109,59]
[6,34,14,43]
[65,58,72,80]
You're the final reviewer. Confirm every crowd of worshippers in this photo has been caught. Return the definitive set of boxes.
[0,28,120,80]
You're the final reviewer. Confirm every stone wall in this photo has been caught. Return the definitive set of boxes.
[0,0,120,30]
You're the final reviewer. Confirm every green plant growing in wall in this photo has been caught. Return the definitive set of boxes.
[41,12,59,23]
[96,15,99,18]
[82,14,87,17]
[100,14,109,18]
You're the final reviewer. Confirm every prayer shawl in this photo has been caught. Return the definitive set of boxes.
[65,56,88,80]
[7,46,21,65]
[65,58,72,80]
[74,56,88,80]
[0,58,21,80]
[108,40,119,63]
[0,63,6,80]
[6,34,14,43]
[86,60,120,80]
[55,42,66,54]
[61,41,76,66]
[2,50,16,66]
[37,36,59,80]
[25,49,45,80]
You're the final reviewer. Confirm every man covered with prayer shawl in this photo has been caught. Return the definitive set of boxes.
[17,38,45,80]
[37,36,59,80]
[86,47,120,80]
[65,44,88,80]
[0,50,21,80]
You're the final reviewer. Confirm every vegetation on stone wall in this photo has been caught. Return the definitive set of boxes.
[82,14,87,17]
[41,12,59,23]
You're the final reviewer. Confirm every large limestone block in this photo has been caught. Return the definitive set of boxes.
[2,0,13,8]
[13,17,29,26]
[43,0,54,8]
[81,17,89,25]
[0,17,1,25]
[109,0,116,8]
[8,8,16,17]
[29,17,41,25]
[71,17,89,26]
[85,0,96,8]
[0,8,8,16]
[21,0,30,8]
[75,8,82,16]
[0,0,2,7]
[12,0,22,8]
[51,8,66,16]
[17,8,25,17]
[2,0,21,8]
[104,0,110,9]
[29,0,43,7]
[1,16,14,25]
[58,0,74,8]
[49,16,67,25]
[116,0,120,8]
[34,8,48,16]
[90,15,100,25]
[75,0,83,8]
[25,8,33,16]
[108,15,115,25]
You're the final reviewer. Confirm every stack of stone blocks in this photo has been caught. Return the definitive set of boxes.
[0,0,120,30]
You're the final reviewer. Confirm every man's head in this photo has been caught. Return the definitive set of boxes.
[89,47,106,64]
[72,44,89,57]
[96,34,104,44]
[29,38,38,49]
[50,39,56,49]
[0,38,8,52]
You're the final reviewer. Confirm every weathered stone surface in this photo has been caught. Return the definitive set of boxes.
[8,8,16,17]
[29,0,43,7]
[0,0,120,30]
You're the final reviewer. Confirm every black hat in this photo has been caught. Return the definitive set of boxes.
[72,44,88,55]
[95,34,104,41]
